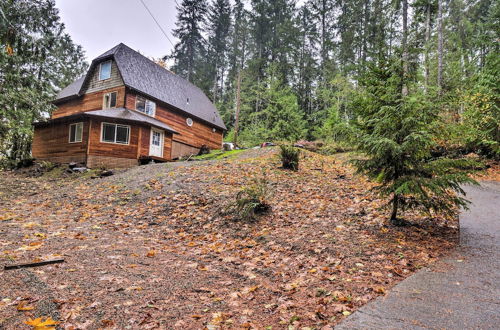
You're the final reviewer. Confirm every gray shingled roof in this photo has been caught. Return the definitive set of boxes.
[56,76,85,100]
[55,43,226,130]
[84,108,177,133]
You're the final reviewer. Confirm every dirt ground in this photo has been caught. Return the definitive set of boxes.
[0,148,460,329]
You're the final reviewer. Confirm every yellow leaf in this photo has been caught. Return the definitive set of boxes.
[24,316,60,329]
[6,44,13,56]
[17,301,34,311]
[146,250,156,258]
[243,285,260,294]
[211,312,224,324]
[342,311,351,316]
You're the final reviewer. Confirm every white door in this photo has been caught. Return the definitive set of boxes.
[149,128,164,157]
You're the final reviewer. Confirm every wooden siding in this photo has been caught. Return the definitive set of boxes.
[52,86,126,119]
[125,91,223,150]
[32,120,89,163]
[86,155,138,168]
[87,118,173,161]
[87,118,139,159]
[164,133,173,160]
[171,141,201,159]
[137,126,173,160]
[83,60,123,94]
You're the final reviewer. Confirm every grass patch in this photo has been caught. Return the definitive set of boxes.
[190,149,245,161]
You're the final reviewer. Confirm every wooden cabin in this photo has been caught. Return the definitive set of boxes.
[32,43,226,168]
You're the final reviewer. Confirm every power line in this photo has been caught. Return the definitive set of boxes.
[138,0,175,49]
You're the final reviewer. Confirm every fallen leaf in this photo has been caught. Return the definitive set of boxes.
[101,319,115,327]
[24,316,60,329]
[211,312,224,324]
[17,301,34,311]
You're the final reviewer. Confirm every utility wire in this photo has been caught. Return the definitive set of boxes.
[138,0,175,49]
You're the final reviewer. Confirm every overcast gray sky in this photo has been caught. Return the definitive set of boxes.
[55,0,179,61]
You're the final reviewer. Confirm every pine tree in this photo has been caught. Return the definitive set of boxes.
[169,0,208,86]
[295,3,319,133]
[262,67,306,142]
[206,0,231,102]
[352,58,477,225]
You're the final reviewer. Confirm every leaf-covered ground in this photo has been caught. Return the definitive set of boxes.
[0,148,460,329]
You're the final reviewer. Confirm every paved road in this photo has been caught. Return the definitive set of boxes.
[336,181,500,330]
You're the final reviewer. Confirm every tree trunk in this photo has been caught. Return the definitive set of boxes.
[401,0,409,96]
[437,0,444,93]
[212,62,218,103]
[233,70,242,146]
[362,0,369,66]
[424,2,431,91]
[321,0,327,74]
[390,194,400,224]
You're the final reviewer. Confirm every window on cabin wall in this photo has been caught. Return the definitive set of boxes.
[69,122,83,143]
[101,123,130,144]
[135,95,156,116]
[99,61,112,80]
[103,92,117,109]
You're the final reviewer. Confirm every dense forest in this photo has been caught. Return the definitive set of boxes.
[168,0,498,155]
[0,0,498,166]
[0,0,87,165]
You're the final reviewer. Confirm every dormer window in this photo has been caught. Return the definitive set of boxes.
[135,95,156,116]
[99,60,112,80]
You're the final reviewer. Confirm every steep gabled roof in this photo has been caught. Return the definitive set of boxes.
[54,43,226,130]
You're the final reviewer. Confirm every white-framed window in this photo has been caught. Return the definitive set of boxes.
[186,118,193,127]
[103,91,117,109]
[135,95,156,116]
[101,122,130,145]
[69,122,83,143]
[99,60,112,80]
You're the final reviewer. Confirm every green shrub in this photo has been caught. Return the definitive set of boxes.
[226,174,271,221]
[280,145,300,171]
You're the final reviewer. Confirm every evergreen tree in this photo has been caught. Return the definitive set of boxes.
[461,53,500,158]
[0,0,87,165]
[352,58,477,225]
[263,73,306,142]
[169,0,208,87]
[206,0,231,102]
[294,3,319,132]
